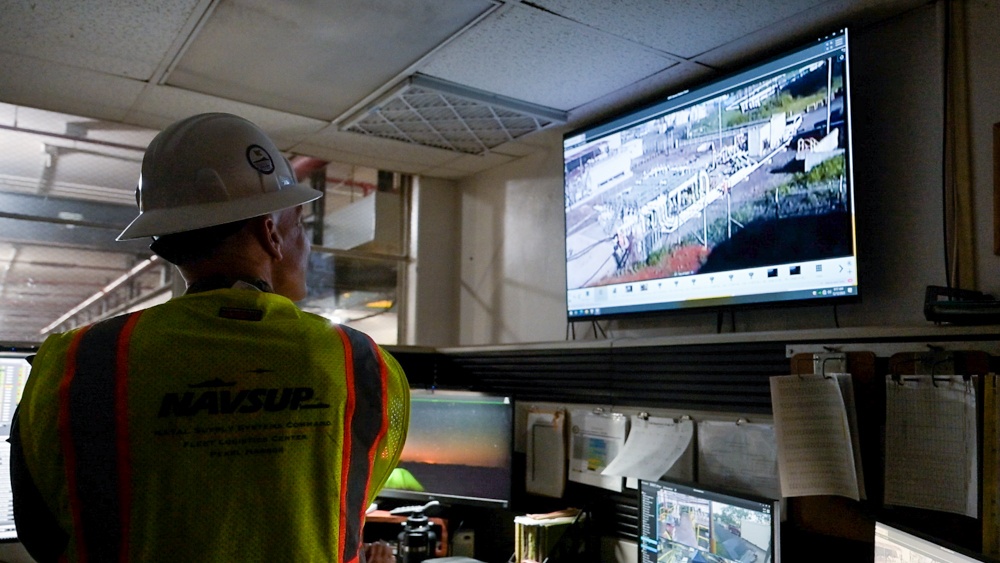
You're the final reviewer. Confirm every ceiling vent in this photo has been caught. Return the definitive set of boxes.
[340,74,567,155]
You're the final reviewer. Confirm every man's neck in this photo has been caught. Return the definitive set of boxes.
[185,276,274,294]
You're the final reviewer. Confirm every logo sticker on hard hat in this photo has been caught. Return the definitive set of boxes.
[246,145,275,174]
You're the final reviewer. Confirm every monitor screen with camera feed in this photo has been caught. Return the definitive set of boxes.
[0,353,32,542]
[378,390,512,508]
[564,28,858,321]
[638,479,779,563]
[875,522,1000,563]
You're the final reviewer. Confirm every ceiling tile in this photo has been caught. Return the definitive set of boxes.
[418,166,481,180]
[439,151,516,173]
[125,85,328,148]
[566,61,716,130]
[691,0,924,71]
[533,0,828,59]
[302,127,464,168]
[167,0,495,121]
[488,139,548,158]
[293,141,439,177]
[0,53,147,122]
[419,3,679,112]
[0,0,207,80]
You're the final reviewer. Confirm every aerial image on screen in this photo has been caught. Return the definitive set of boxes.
[565,29,857,319]
[639,480,777,563]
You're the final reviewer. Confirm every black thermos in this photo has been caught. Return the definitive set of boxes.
[397,512,437,563]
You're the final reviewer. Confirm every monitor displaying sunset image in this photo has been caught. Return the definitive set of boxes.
[380,390,513,507]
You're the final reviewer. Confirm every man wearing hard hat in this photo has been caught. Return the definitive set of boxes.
[10,113,409,563]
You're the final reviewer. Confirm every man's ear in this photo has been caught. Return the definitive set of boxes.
[250,214,283,261]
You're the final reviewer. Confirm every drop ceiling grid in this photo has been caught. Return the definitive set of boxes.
[418,3,682,111]
[0,0,206,80]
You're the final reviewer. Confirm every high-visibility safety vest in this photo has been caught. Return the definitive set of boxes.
[15,288,409,563]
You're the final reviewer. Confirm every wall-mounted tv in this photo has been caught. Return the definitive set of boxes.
[564,28,858,321]
[638,478,779,563]
[379,390,513,508]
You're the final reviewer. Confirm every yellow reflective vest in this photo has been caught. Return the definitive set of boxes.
[15,288,409,563]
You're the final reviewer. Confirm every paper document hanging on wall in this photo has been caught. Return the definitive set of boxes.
[883,374,977,517]
[770,373,864,500]
[568,410,628,492]
[698,419,779,500]
[601,414,693,484]
[525,408,567,498]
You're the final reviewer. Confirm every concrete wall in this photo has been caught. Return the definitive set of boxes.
[447,1,1000,347]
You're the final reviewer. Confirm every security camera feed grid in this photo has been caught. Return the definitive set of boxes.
[639,480,775,563]
[564,30,857,318]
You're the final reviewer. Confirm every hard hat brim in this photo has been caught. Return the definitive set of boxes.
[116,182,322,241]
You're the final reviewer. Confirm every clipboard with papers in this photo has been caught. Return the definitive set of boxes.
[567,408,628,492]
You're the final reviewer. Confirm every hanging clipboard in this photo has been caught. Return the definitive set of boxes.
[886,350,990,550]
[784,350,876,543]
[568,408,628,492]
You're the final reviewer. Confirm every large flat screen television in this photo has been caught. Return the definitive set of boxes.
[564,28,858,321]
[638,478,779,563]
[379,390,513,508]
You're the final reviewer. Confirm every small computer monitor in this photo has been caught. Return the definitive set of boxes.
[638,478,779,563]
[0,352,32,542]
[875,521,1000,563]
[379,389,513,508]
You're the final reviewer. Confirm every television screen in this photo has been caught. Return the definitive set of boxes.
[0,352,32,542]
[638,479,779,563]
[379,390,512,508]
[875,522,1000,563]
[564,28,858,320]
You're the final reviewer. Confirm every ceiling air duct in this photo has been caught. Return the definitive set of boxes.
[339,74,567,155]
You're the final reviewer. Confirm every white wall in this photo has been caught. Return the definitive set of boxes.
[449,1,1000,347]
[405,175,461,346]
[456,134,567,345]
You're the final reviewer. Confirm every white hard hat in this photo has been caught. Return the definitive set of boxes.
[117,113,323,240]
